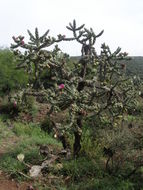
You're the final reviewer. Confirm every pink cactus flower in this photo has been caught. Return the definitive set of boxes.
[13,101,17,107]
[21,40,25,45]
[59,84,65,89]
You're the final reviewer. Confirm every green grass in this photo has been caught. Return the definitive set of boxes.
[12,122,62,145]
[0,118,15,146]
[59,156,134,190]
[0,120,62,181]
[0,122,12,139]
[61,157,102,181]
[68,178,134,190]
[0,115,142,189]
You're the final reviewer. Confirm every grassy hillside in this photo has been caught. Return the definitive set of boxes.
[125,56,143,78]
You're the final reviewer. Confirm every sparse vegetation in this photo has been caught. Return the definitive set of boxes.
[0,20,142,189]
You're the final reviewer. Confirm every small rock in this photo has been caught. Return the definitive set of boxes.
[29,165,42,177]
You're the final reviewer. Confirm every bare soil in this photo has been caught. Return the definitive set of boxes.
[0,172,31,190]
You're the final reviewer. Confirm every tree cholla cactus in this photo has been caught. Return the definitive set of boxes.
[11,20,141,156]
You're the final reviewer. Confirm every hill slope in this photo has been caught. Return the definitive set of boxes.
[71,56,143,78]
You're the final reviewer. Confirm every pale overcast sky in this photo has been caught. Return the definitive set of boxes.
[0,0,142,56]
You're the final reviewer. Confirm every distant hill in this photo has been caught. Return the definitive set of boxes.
[71,56,143,78]
[125,56,143,78]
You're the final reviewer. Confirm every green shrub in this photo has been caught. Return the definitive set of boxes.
[0,99,21,117]
[40,117,54,134]
[0,48,28,96]
[24,95,39,116]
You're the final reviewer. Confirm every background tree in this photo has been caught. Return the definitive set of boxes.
[0,48,28,96]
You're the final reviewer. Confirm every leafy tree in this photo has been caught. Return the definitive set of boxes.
[0,48,28,96]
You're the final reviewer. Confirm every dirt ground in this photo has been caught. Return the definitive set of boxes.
[0,173,31,190]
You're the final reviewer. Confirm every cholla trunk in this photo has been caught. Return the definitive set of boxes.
[73,117,82,156]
